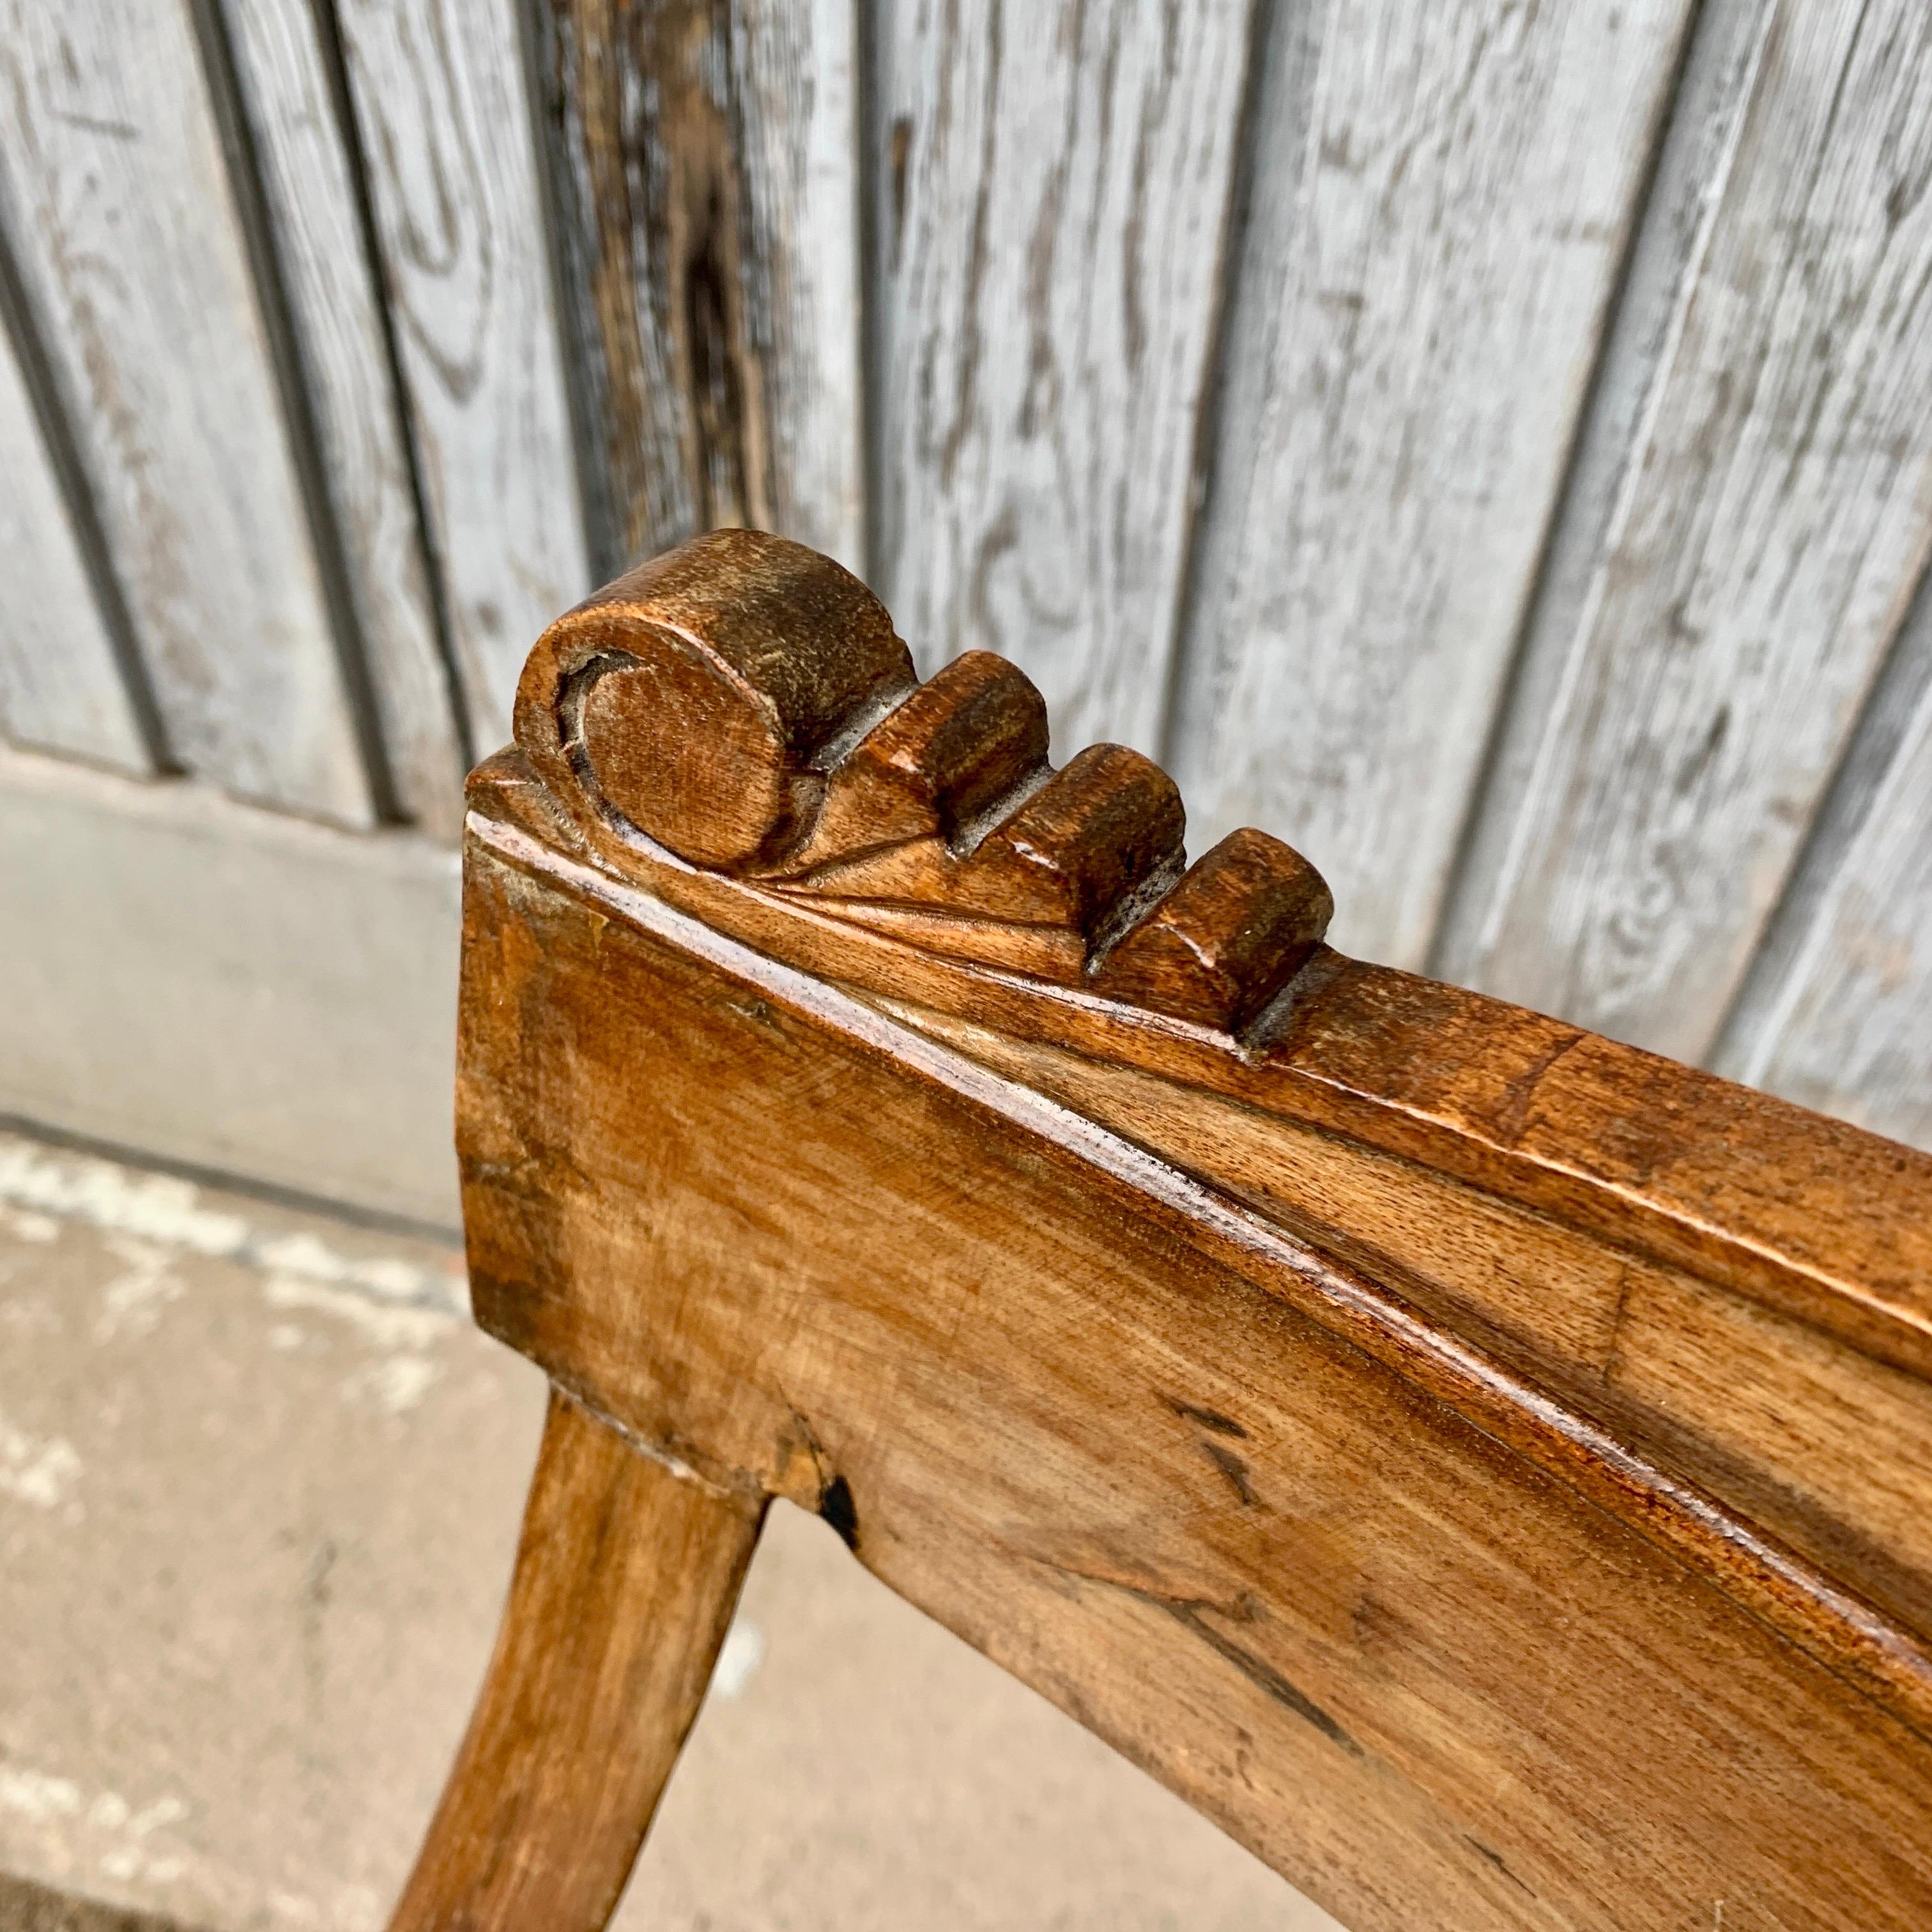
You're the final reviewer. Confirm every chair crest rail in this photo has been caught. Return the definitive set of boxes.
[511,528,1333,1032]
[411,529,1932,1932]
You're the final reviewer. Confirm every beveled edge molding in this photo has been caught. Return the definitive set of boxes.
[512,529,1333,1034]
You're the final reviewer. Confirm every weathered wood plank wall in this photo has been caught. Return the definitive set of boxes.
[529,0,863,579]
[0,0,376,821]
[333,0,590,747]
[219,0,469,834]
[868,0,1254,755]
[0,298,153,770]
[1172,0,1698,967]
[1442,0,1932,1066]
[3,0,1932,1157]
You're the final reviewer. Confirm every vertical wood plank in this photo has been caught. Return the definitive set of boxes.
[336,0,592,747]
[734,0,862,573]
[219,0,470,836]
[1168,0,1697,964]
[1445,0,1932,1062]
[1429,0,1772,990]
[870,0,1258,755]
[530,0,863,582]
[1729,706,1932,1154]
[1716,576,1932,1153]
[0,0,376,822]
[0,308,149,771]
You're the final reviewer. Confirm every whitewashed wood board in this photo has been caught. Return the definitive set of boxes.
[220,0,468,836]
[1712,560,1932,1152]
[733,0,863,572]
[0,310,149,770]
[1726,673,1932,1153]
[1167,0,1697,965]
[335,0,591,749]
[0,0,374,822]
[870,0,1256,756]
[1446,0,1932,1064]
[1427,0,1774,992]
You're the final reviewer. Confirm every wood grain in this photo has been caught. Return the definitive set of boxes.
[1723,631,1932,1154]
[530,0,862,578]
[427,546,1932,1924]
[335,0,591,747]
[387,1387,763,1932]
[1447,0,1932,1062]
[219,0,468,836]
[454,808,1932,1930]
[886,1001,1932,1644]
[502,537,1932,1402]
[516,530,1329,1008]
[471,748,1932,1615]
[1427,0,1772,989]
[1168,0,1696,965]
[870,0,1256,754]
[0,0,374,820]
[0,305,149,770]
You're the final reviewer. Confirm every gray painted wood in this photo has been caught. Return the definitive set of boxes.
[528,0,862,583]
[733,0,862,570]
[1444,0,1932,1066]
[0,305,149,772]
[1735,710,1932,1155]
[0,0,376,823]
[1715,560,1932,1152]
[1429,0,1772,989]
[335,0,592,749]
[868,0,1257,756]
[1167,0,1697,965]
[220,0,469,838]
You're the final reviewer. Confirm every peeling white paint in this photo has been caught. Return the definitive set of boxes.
[0,1406,82,1510]
[264,1274,455,1352]
[0,1766,195,1893]
[1,1206,59,1243]
[96,1792,188,1883]
[339,1354,442,1416]
[0,1766,82,1823]
[95,1234,185,1342]
[0,1132,468,1320]
[256,1230,436,1307]
[0,1138,248,1256]
[711,1616,766,1699]
[100,1844,185,1883]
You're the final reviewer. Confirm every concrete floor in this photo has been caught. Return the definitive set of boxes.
[0,1130,1339,1932]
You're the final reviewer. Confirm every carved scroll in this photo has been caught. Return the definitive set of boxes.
[512,530,1333,1032]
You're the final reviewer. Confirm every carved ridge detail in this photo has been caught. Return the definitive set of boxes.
[512,529,1333,1032]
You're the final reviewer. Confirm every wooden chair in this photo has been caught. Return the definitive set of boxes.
[390,530,1932,1932]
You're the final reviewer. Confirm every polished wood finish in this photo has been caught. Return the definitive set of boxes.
[389,1388,762,1932]
[406,530,1932,1931]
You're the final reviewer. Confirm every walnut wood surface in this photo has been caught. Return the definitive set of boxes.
[388,1388,762,1932]
[516,530,1330,1020]
[438,530,1932,1929]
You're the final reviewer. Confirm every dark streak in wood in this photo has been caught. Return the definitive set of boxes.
[532,0,772,572]
[1201,1438,1259,1508]
[1168,1397,1250,1439]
